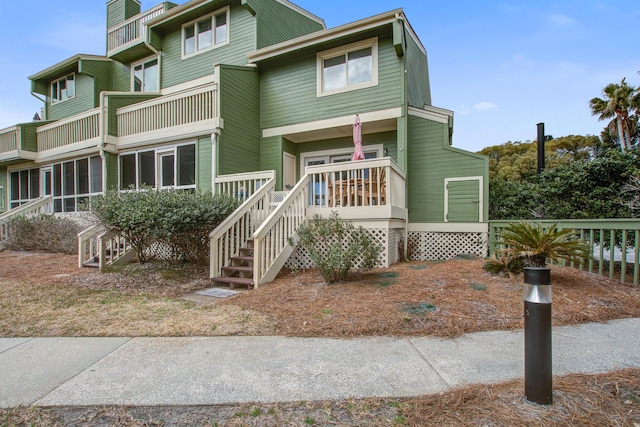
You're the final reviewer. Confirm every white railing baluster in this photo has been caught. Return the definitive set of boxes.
[107,4,166,53]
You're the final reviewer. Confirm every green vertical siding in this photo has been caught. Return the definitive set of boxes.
[407,114,488,222]
[405,30,431,108]
[104,152,119,191]
[447,180,480,222]
[18,123,41,152]
[245,0,323,49]
[160,5,256,88]
[107,0,141,29]
[48,74,96,121]
[218,65,261,175]
[197,136,212,192]
[260,32,403,129]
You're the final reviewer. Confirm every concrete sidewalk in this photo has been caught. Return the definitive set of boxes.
[1,318,639,408]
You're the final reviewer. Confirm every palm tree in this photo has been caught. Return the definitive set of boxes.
[497,222,591,268]
[590,78,638,151]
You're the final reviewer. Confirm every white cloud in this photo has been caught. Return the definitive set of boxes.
[548,13,576,28]
[473,102,498,112]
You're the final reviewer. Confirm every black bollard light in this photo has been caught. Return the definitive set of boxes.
[524,267,553,405]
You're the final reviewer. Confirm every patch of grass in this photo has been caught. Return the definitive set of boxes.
[409,264,429,270]
[304,416,315,425]
[469,282,488,291]
[376,271,399,287]
[400,302,436,314]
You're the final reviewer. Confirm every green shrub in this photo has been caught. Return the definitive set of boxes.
[5,214,82,254]
[293,212,381,284]
[91,188,239,264]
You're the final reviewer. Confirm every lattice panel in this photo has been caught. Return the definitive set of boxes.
[285,227,391,270]
[407,231,488,261]
[145,241,174,261]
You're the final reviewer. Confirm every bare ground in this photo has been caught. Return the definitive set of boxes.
[1,250,639,425]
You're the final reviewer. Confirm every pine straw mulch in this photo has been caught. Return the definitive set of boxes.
[2,369,638,426]
[220,257,640,338]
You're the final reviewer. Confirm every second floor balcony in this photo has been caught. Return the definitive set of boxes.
[107,3,167,62]
[33,83,218,157]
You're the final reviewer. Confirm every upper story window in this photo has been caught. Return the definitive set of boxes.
[132,57,159,92]
[317,38,378,97]
[182,7,229,58]
[51,73,75,104]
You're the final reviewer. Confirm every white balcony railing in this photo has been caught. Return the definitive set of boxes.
[37,108,100,152]
[107,4,166,53]
[117,84,217,137]
[0,126,17,153]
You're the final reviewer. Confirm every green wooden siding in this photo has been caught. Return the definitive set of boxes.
[447,180,480,222]
[260,31,403,129]
[106,94,159,136]
[407,114,488,222]
[107,0,141,29]
[79,61,113,106]
[160,5,256,88]
[197,136,212,192]
[261,136,282,183]
[405,30,431,108]
[245,0,323,49]
[217,65,261,175]
[111,61,132,92]
[104,152,119,191]
[47,74,96,121]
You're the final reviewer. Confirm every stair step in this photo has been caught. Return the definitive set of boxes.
[83,261,100,268]
[211,276,254,289]
[231,256,254,263]
[222,265,253,274]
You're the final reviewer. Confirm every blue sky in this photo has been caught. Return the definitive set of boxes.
[0,0,638,152]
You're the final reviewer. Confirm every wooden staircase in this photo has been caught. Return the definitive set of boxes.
[211,239,255,289]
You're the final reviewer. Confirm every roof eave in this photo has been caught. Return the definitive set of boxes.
[28,54,110,81]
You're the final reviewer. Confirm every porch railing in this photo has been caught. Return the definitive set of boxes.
[253,175,309,287]
[0,196,53,243]
[0,126,17,154]
[489,219,640,285]
[37,108,100,152]
[117,84,217,137]
[78,225,135,270]
[210,172,276,282]
[214,170,275,201]
[107,4,166,53]
[305,157,406,212]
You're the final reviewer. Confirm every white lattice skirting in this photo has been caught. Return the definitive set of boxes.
[407,231,488,261]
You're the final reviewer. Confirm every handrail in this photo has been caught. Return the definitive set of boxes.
[0,126,17,153]
[77,224,104,268]
[37,108,100,151]
[489,219,640,285]
[107,3,166,52]
[0,196,53,242]
[209,174,276,280]
[116,84,217,137]
[253,175,310,287]
[215,170,275,201]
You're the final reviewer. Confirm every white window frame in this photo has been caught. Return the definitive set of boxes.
[181,6,230,59]
[0,186,4,209]
[299,144,383,178]
[51,73,75,104]
[49,156,103,213]
[118,142,197,191]
[316,37,378,97]
[131,56,160,92]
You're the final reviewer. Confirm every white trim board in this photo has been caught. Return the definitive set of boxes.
[263,108,401,139]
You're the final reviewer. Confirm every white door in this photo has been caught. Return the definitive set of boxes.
[283,152,296,190]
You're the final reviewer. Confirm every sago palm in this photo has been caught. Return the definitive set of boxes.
[497,222,591,268]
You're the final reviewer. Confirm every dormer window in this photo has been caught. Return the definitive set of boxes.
[51,73,75,104]
[317,38,378,97]
[182,7,229,58]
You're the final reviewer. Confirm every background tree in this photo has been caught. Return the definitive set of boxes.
[590,78,639,151]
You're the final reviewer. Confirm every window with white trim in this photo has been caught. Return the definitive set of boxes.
[50,156,103,213]
[317,38,378,96]
[182,7,229,58]
[119,143,196,190]
[132,57,159,92]
[51,73,75,104]
[9,168,39,209]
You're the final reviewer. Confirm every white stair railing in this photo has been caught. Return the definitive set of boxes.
[78,225,135,270]
[0,196,53,243]
[210,173,276,280]
[253,175,310,287]
[77,224,104,268]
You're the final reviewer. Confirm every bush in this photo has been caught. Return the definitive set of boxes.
[293,212,381,284]
[91,188,239,264]
[5,214,82,254]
